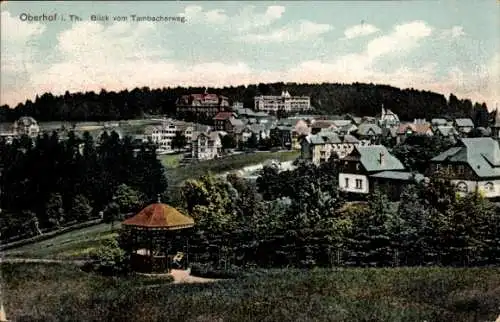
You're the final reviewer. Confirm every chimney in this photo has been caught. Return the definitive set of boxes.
[379,152,385,165]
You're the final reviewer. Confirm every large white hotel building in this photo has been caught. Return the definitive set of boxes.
[254,91,311,114]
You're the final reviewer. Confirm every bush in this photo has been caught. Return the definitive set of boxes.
[88,237,127,275]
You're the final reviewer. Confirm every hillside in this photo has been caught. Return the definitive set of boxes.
[0,82,493,124]
[2,263,499,321]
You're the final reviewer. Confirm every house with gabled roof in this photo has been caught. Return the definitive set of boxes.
[355,122,383,143]
[426,137,500,199]
[190,131,222,161]
[434,125,459,141]
[431,118,450,128]
[338,145,420,198]
[301,131,368,165]
[396,122,433,144]
[310,120,337,134]
[453,118,475,135]
[213,112,237,131]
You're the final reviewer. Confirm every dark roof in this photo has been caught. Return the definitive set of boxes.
[213,112,235,120]
[435,126,458,136]
[431,137,500,178]
[356,123,382,136]
[454,118,474,127]
[353,145,405,172]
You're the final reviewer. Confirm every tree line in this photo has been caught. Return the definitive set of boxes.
[178,156,500,268]
[0,132,167,241]
[0,83,494,126]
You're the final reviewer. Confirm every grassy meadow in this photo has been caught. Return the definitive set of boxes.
[3,223,119,260]
[2,263,499,322]
[165,150,300,187]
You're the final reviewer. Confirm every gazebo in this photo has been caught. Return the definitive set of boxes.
[121,196,195,273]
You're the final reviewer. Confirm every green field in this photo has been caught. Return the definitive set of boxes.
[158,153,184,169]
[2,263,499,321]
[166,150,300,188]
[4,223,120,259]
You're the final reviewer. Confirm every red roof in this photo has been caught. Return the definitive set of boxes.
[122,203,195,229]
[213,112,235,120]
[397,123,432,135]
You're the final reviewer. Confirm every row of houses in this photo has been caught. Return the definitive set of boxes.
[334,137,500,200]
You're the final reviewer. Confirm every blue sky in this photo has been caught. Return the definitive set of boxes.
[1,1,499,110]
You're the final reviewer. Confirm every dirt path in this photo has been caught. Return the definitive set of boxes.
[1,259,223,284]
[170,269,221,284]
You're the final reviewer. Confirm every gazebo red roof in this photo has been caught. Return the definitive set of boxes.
[122,203,195,230]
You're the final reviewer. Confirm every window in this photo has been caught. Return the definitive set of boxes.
[355,179,363,189]
[356,163,361,170]
[345,178,349,188]
[435,164,441,172]
[456,181,468,193]
[458,165,465,175]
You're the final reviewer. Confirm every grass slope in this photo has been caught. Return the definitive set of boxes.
[166,150,299,188]
[3,223,119,259]
[2,263,499,322]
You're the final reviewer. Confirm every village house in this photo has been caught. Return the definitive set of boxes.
[453,118,475,135]
[176,90,230,120]
[354,122,383,143]
[310,120,337,134]
[290,119,312,149]
[434,125,459,142]
[254,90,311,114]
[12,116,40,138]
[270,123,293,149]
[431,118,450,128]
[396,120,433,144]
[143,119,193,154]
[338,145,419,199]
[378,106,400,128]
[189,131,223,161]
[213,112,244,133]
[300,131,368,165]
[345,114,363,126]
[427,137,500,199]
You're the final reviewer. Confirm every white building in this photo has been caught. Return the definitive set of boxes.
[191,132,222,161]
[254,91,311,114]
[144,119,193,154]
[13,116,40,138]
[428,137,500,199]
[379,106,400,128]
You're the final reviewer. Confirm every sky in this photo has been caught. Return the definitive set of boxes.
[1,1,499,110]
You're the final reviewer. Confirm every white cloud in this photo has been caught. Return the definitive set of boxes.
[440,26,465,39]
[236,5,285,31]
[181,5,228,24]
[179,5,284,29]
[343,24,379,39]
[237,20,332,43]
[1,16,498,111]
[366,21,432,59]
[1,11,46,75]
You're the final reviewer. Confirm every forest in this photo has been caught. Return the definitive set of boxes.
[0,132,167,242]
[176,158,500,269]
[0,82,493,125]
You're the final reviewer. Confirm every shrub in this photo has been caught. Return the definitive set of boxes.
[88,237,127,275]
